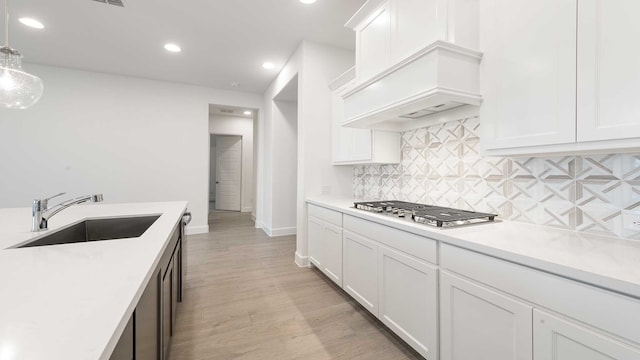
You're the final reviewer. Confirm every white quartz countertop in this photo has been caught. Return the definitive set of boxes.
[0,201,188,360]
[307,196,640,299]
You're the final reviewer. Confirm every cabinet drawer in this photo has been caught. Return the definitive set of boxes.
[441,244,640,346]
[344,215,437,264]
[308,204,342,227]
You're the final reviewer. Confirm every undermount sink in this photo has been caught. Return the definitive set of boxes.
[17,215,160,248]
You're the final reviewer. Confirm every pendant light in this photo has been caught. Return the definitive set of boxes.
[0,0,43,109]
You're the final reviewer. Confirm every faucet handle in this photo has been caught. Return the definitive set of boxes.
[44,192,66,201]
[41,192,66,209]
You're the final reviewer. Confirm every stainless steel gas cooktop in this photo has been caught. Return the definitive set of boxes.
[353,201,497,228]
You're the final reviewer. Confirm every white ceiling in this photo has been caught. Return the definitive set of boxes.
[7,0,364,93]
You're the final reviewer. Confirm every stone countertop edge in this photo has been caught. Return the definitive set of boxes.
[0,201,188,360]
[306,196,640,300]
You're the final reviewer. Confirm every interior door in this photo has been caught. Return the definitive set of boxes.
[215,135,242,211]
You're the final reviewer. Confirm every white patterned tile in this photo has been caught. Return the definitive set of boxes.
[351,118,640,239]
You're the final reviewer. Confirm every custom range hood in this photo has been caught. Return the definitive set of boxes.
[342,40,482,131]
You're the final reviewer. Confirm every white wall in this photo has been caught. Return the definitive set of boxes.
[271,100,298,233]
[209,114,255,212]
[261,41,354,265]
[260,47,302,235]
[0,64,263,234]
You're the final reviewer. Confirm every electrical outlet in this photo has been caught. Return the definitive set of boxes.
[622,210,640,230]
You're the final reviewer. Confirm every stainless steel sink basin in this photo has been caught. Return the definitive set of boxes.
[17,215,160,248]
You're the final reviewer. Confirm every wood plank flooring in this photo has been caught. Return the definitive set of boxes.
[170,211,424,360]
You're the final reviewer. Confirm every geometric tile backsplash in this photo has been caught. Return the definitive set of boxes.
[353,116,640,239]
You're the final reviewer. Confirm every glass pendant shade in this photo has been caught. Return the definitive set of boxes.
[0,46,43,109]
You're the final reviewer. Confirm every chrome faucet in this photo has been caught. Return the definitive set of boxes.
[31,192,104,232]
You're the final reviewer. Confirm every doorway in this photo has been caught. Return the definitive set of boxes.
[208,104,257,218]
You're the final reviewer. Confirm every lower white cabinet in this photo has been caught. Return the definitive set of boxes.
[342,230,378,314]
[378,245,438,359]
[440,270,533,360]
[342,214,439,359]
[534,310,640,360]
[307,204,343,287]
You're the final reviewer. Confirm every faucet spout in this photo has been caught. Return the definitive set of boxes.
[31,193,104,232]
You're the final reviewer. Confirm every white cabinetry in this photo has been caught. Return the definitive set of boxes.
[350,0,479,82]
[577,0,640,142]
[479,0,577,151]
[343,215,438,359]
[534,310,640,360]
[481,0,640,155]
[378,245,438,358]
[307,204,343,287]
[330,68,400,165]
[343,230,379,314]
[356,1,392,81]
[440,271,533,360]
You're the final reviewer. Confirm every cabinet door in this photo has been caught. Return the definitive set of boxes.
[135,270,160,360]
[161,257,174,360]
[110,316,134,360]
[342,230,378,315]
[392,0,442,60]
[480,0,577,150]
[440,271,533,360]
[307,216,324,268]
[534,309,640,360]
[171,244,180,335]
[378,245,438,359]
[332,82,351,163]
[356,1,392,81]
[321,222,343,287]
[349,128,373,162]
[577,0,640,142]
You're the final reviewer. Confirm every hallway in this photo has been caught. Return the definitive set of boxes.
[169,211,423,359]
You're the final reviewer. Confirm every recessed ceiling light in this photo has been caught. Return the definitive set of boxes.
[19,18,44,29]
[164,43,181,53]
[300,0,317,4]
[244,110,252,115]
[262,62,275,69]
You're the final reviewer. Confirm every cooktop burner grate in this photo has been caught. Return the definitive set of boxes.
[353,201,497,227]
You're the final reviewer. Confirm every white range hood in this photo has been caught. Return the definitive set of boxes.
[342,41,482,131]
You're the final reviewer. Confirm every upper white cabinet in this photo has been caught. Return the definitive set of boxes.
[481,0,640,155]
[577,0,640,142]
[349,0,479,82]
[330,68,401,164]
[342,0,482,130]
[356,1,392,81]
[479,0,577,150]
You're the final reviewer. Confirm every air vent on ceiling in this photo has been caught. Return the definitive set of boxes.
[219,109,234,114]
[92,0,124,7]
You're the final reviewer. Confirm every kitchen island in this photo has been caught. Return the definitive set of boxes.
[0,201,187,360]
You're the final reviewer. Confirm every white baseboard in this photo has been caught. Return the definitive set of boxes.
[295,251,309,267]
[254,220,262,229]
[263,226,296,237]
[185,225,209,235]
[241,206,253,213]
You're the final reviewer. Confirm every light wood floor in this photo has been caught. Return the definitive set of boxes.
[170,211,424,360]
